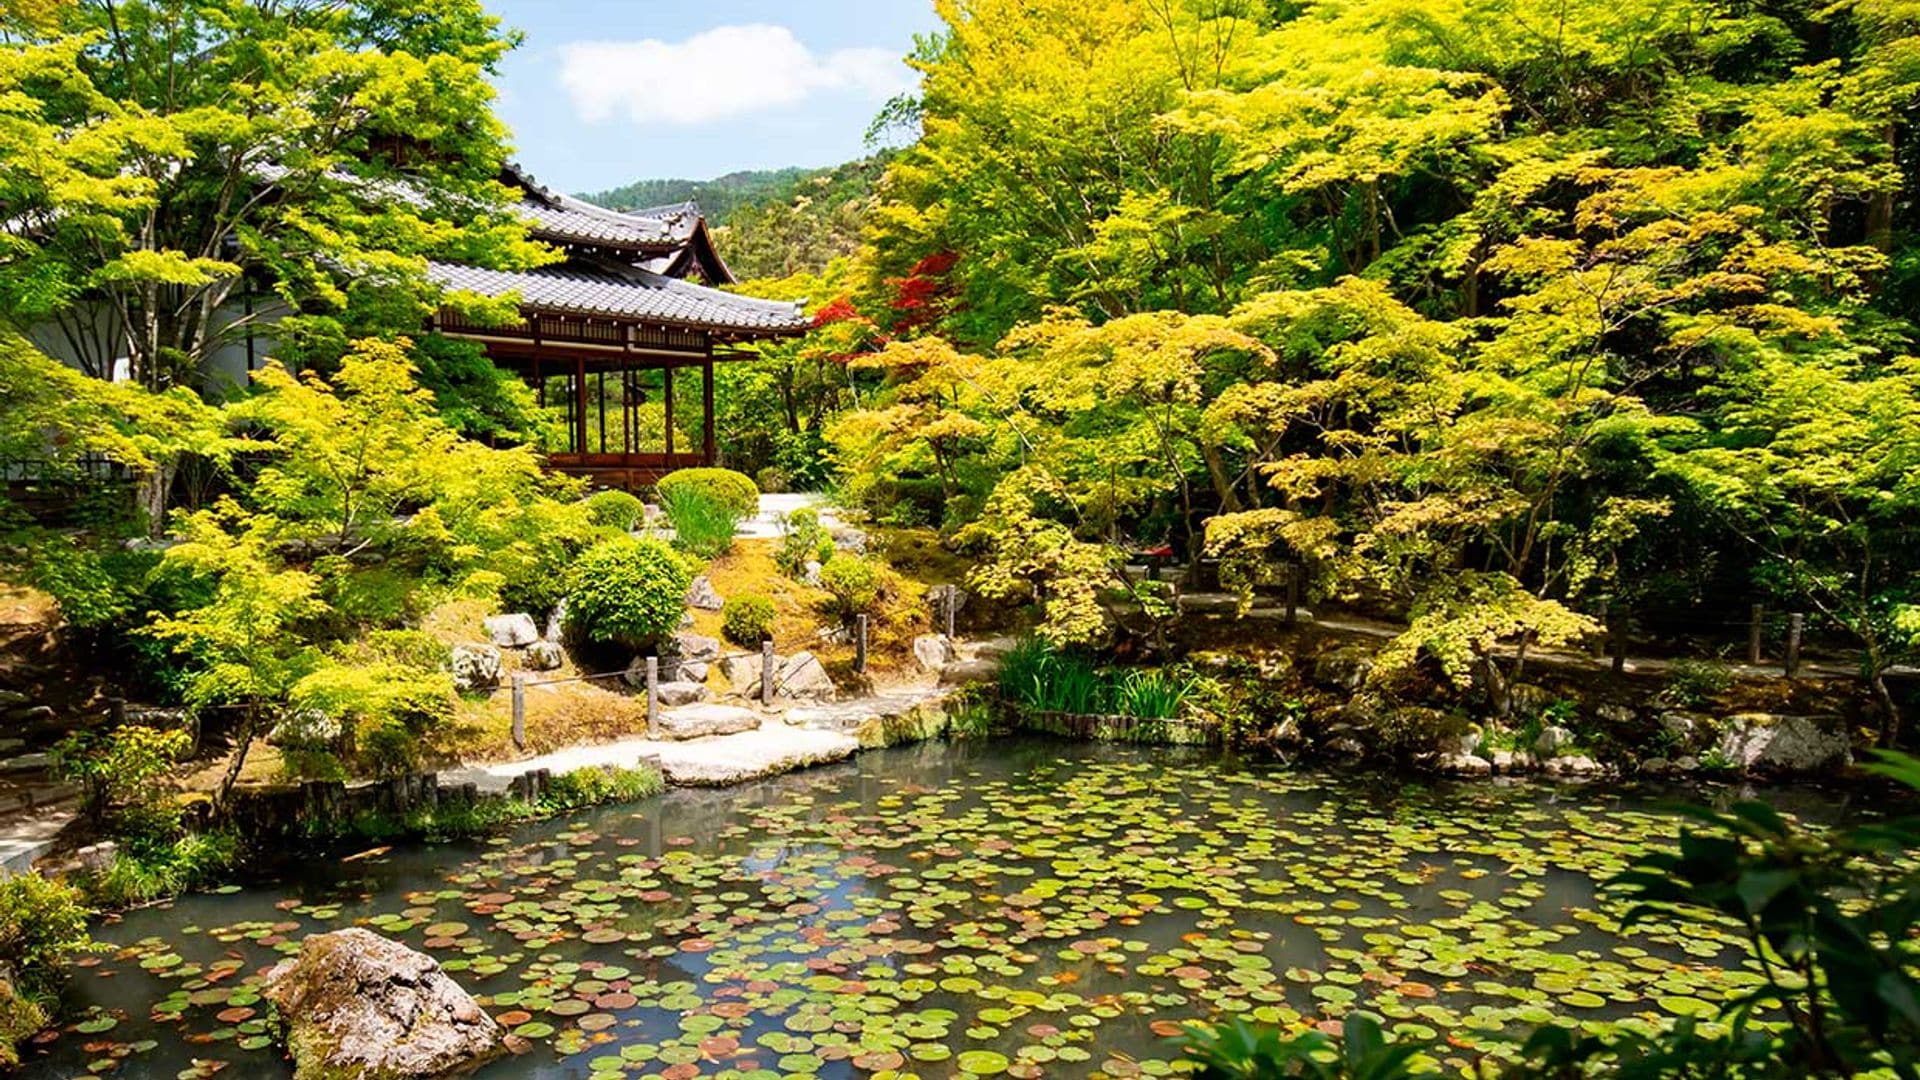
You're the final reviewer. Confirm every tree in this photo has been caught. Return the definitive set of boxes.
[146,499,324,809]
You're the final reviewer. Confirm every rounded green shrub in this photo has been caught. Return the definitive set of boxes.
[583,489,646,532]
[818,553,882,620]
[655,468,759,521]
[722,593,777,645]
[564,537,693,648]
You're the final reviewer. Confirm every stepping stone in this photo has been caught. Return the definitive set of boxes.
[656,704,760,741]
[654,725,857,787]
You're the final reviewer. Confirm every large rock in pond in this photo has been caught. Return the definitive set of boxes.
[657,703,760,740]
[451,645,501,694]
[483,613,539,649]
[1716,714,1851,774]
[262,928,504,1080]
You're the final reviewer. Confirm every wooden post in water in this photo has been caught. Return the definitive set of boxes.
[645,656,659,738]
[855,615,869,674]
[1749,604,1765,665]
[510,674,526,751]
[1786,613,1804,679]
[1285,563,1300,626]
[762,639,777,706]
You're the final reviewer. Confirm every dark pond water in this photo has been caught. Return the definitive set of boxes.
[17,738,1867,1079]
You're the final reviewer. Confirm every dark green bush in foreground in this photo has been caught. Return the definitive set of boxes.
[1173,751,1920,1078]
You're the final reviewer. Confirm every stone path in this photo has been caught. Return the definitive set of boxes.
[439,713,862,794]
[1,806,74,877]
[735,493,850,540]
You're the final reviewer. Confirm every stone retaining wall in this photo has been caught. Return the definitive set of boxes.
[229,769,560,839]
[1014,708,1216,746]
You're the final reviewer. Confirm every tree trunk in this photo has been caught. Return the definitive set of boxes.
[1201,441,1242,514]
[135,460,176,538]
[214,702,263,814]
[1482,652,1511,719]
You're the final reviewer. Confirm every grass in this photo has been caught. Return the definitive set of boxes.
[998,636,1200,719]
[657,484,744,559]
[80,829,243,908]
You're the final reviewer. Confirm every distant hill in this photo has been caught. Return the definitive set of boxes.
[580,155,890,281]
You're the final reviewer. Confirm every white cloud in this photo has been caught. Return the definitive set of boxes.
[558,24,914,126]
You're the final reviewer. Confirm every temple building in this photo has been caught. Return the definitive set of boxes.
[426,166,810,489]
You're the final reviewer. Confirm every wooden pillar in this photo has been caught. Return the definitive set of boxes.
[664,362,676,460]
[702,356,716,466]
[596,370,607,454]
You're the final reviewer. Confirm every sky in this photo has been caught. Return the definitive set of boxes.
[485,1,941,196]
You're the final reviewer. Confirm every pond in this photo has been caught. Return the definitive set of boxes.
[19,738,1862,1079]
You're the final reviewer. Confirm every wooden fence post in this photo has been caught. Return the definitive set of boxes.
[1592,600,1610,659]
[510,674,526,751]
[944,590,957,640]
[1749,604,1765,665]
[645,656,659,739]
[1786,613,1804,679]
[762,639,776,706]
[855,614,869,674]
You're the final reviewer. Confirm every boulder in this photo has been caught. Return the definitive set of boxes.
[776,652,836,701]
[720,654,766,695]
[0,690,28,707]
[0,752,48,773]
[653,681,709,707]
[1673,755,1701,773]
[801,560,823,587]
[1438,752,1493,777]
[672,660,710,683]
[939,658,1001,686]
[831,527,869,554]
[523,640,564,673]
[912,634,956,673]
[1640,757,1673,776]
[451,645,501,694]
[1659,711,1702,746]
[671,632,721,663]
[1490,749,1533,774]
[262,928,504,1080]
[1716,714,1852,774]
[1312,646,1375,691]
[1533,725,1575,756]
[1546,754,1602,778]
[483,613,539,649]
[1592,703,1636,727]
[656,704,760,740]
[267,709,342,752]
[6,705,54,727]
[544,600,568,643]
[686,576,724,612]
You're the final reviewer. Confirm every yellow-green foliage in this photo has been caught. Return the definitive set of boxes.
[655,468,760,520]
[722,593,777,645]
[583,489,646,531]
[817,553,883,621]
[0,872,92,987]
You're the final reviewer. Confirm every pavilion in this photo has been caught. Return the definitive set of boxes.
[424,166,810,489]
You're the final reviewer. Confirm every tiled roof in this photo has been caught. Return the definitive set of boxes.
[428,260,808,335]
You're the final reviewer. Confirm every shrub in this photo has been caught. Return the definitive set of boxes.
[755,466,790,494]
[565,536,693,648]
[722,593,777,645]
[0,872,92,987]
[52,724,191,838]
[82,829,241,908]
[655,468,759,520]
[777,507,833,576]
[818,553,882,621]
[658,483,745,559]
[1663,658,1735,708]
[1111,669,1201,720]
[583,489,645,531]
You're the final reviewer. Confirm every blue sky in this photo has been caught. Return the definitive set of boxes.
[485,1,940,195]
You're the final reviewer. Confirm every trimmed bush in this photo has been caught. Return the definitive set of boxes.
[658,483,745,559]
[722,593,777,645]
[777,507,833,576]
[0,872,91,987]
[583,489,645,532]
[565,536,693,648]
[818,553,882,620]
[655,468,759,521]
